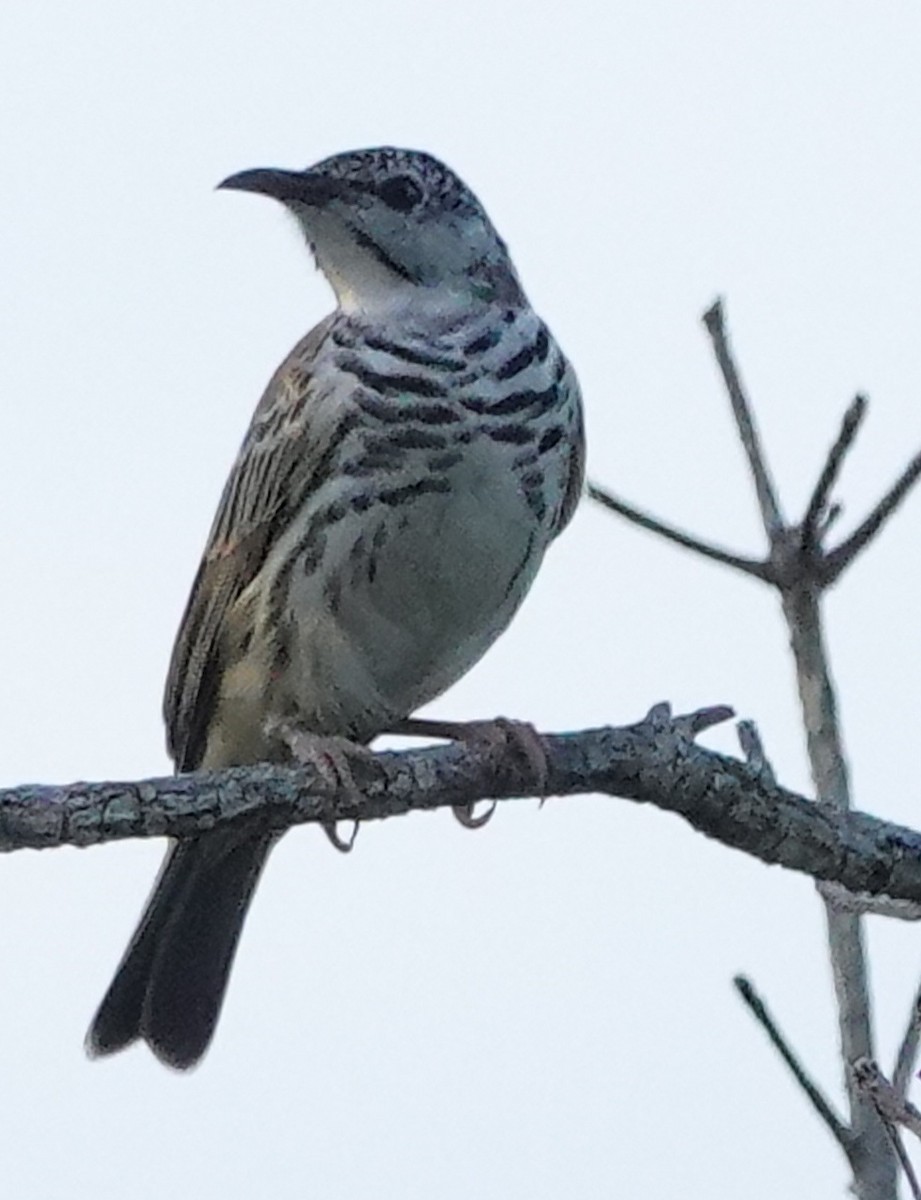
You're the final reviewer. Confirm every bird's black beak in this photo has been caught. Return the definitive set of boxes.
[217,168,351,207]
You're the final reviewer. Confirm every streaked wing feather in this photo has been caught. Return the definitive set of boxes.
[164,316,335,771]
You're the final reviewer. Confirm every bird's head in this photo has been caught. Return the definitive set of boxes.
[218,147,523,315]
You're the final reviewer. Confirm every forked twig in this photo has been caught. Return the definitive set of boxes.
[802,395,867,552]
[588,298,921,1200]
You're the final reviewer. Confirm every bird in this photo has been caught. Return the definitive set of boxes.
[86,146,585,1069]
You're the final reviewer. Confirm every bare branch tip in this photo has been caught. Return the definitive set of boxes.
[733,974,755,1001]
[848,392,869,422]
[737,720,777,784]
[686,704,736,736]
[702,297,725,331]
[640,703,733,744]
[733,973,850,1146]
[643,702,673,732]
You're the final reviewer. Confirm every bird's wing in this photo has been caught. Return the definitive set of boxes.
[164,315,338,771]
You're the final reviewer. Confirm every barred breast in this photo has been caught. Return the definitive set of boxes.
[207,305,582,755]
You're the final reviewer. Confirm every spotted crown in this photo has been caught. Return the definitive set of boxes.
[308,146,483,216]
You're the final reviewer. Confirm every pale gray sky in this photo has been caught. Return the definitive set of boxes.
[2,2,921,1196]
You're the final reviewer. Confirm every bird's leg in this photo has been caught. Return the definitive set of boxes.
[387,716,549,829]
[264,718,372,853]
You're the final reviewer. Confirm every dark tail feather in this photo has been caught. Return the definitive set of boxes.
[87,832,273,1069]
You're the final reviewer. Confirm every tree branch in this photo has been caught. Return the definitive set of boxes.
[5,705,921,906]
[589,300,921,1195]
[778,583,895,1193]
[734,975,851,1153]
[708,298,893,1196]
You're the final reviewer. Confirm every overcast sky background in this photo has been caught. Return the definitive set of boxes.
[2,2,921,1196]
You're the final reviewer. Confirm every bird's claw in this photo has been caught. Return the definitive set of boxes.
[322,820,361,853]
[451,801,498,829]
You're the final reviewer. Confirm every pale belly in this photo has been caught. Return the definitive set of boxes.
[276,450,545,740]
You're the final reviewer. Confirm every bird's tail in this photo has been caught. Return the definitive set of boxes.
[86,831,273,1069]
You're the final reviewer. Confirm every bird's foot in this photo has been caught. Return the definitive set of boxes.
[266,719,370,854]
[388,716,549,830]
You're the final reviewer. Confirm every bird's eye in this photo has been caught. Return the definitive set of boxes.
[378,175,423,212]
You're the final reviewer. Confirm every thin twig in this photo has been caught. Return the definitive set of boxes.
[823,448,921,585]
[802,395,867,553]
[586,482,772,581]
[733,975,852,1152]
[894,982,921,1099]
[702,299,785,540]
